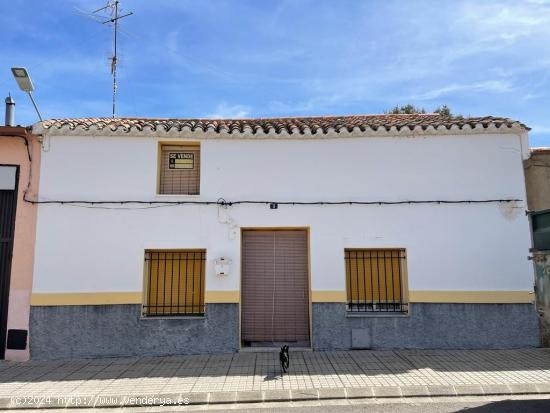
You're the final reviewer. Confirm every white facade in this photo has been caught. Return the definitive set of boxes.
[32,131,533,297]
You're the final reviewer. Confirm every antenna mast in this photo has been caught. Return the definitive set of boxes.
[92,1,133,118]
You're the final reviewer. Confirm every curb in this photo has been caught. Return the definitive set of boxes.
[1,383,549,409]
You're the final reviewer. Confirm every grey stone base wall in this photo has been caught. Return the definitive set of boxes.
[30,304,239,360]
[30,302,540,359]
[312,303,540,350]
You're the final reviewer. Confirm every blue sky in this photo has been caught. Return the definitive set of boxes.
[2,0,550,146]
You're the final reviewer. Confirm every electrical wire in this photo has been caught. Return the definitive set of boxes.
[62,203,181,210]
[23,197,522,209]
[9,133,34,201]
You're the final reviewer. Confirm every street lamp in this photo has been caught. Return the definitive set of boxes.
[10,67,43,121]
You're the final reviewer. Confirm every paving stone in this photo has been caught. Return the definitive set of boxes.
[427,385,456,397]
[93,395,124,407]
[0,398,12,409]
[10,398,39,409]
[481,384,512,395]
[508,383,539,394]
[291,389,319,401]
[209,391,237,404]
[535,383,550,394]
[264,390,291,402]
[318,387,346,400]
[373,386,402,398]
[157,393,190,407]
[400,385,429,397]
[345,387,374,399]
[454,385,484,396]
[118,393,163,407]
[236,391,263,403]
[184,392,208,405]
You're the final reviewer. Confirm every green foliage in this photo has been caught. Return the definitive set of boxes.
[434,105,452,117]
[386,104,463,118]
[386,104,426,114]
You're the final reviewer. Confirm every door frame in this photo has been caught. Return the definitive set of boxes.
[239,227,312,349]
[0,165,19,359]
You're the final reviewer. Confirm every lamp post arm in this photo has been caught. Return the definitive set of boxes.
[27,91,43,122]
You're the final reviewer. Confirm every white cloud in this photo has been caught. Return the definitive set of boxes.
[204,103,250,119]
[411,81,513,101]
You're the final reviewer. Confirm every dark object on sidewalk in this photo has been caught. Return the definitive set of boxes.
[280,345,290,373]
[6,329,28,350]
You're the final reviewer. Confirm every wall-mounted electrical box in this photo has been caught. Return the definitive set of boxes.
[215,257,232,276]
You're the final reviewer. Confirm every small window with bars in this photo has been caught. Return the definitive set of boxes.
[159,144,200,195]
[345,249,407,313]
[143,250,205,316]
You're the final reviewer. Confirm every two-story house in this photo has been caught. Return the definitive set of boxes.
[28,114,538,359]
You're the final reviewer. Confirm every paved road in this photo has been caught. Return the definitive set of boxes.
[212,398,550,413]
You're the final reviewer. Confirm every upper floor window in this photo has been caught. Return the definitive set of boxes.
[159,144,200,195]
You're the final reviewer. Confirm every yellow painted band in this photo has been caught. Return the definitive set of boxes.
[30,291,240,306]
[204,291,239,303]
[409,290,534,303]
[30,292,143,306]
[311,291,347,302]
[30,290,534,306]
[312,290,533,303]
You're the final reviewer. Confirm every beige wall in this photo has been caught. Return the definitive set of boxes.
[0,127,40,361]
[525,148,550,211]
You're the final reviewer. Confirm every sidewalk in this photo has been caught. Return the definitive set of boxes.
[1,349,550,409]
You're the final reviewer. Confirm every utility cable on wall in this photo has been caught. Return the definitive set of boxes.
[23,197,523,209]
[6,132,34,201]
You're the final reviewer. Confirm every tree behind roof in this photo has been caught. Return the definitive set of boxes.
[386,104,462,118]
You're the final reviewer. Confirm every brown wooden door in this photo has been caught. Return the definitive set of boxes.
[241,229,310,346]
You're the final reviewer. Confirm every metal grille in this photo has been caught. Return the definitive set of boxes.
[345,249,407,313]
[241,230,310,346]
[143,250,205,316]
[159,145,200,195]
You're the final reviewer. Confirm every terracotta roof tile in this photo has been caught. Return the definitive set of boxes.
[36,114,530,135]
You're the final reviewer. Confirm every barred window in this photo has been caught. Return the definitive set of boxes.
[159,144,200,195]
[345,249,407,313]
[143,250,205,316]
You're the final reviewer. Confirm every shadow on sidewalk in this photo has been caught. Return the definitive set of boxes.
[460,399,550,412]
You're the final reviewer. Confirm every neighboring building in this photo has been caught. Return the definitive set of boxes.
[0,125,41,361]
[524,147,550,346]
[525,148,550,211]
[29,114,537,359]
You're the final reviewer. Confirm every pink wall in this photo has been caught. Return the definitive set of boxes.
[0,128,40,361]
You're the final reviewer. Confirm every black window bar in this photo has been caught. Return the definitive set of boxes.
[143,250,205,316]
[345,249,407,313]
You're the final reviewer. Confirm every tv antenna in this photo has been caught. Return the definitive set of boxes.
[77,1,133,118]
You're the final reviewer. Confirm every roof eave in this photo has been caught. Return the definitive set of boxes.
[32,122,529,138]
